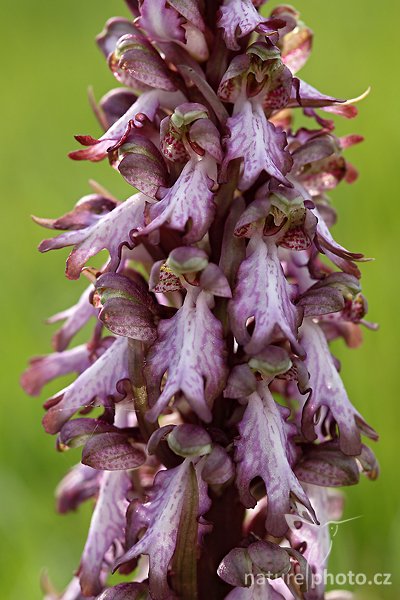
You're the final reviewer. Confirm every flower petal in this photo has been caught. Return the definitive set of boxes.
[140,158,216,243]
[229,235,302,356]
[116,132,169,197]
[69,90,182,162]
[149,260,183,293]
[202,445,235,485]
[138,0,185,43]
[167,246,209,274]
[21,345,91,396]
[114,459,209,600]
[39,194,146,279]
[55,463,101,514]
[188,118,223,162]
[95,88,137,129]
[114,31,177,91]
[43,337,129,434]
[58,418,119,450]
[279,13,313,74]
[79,471,131,596]
[199,263,232,298]
[286,484,344,600]
[297,273,361,318]
[235,381,316,536]
[218,55,251,104]
[290,79,345,109]
[223,99,293,191]
[168,0,205,30]
[97,17,138,58]
[145,289,228,422]
[218,0,264,51]
[295,442,360,487]
[33,194,117,229]
[300,319,378,456]
[47,286,97,351]
[97,583,150,600]
[224,364,257,399]
[217,547,253,588]
[167,424,213,458]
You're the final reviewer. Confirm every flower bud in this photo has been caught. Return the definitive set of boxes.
[167,424,213,457]
[167,246,209,275]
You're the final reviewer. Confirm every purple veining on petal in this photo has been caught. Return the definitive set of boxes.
[94,272,159,342]
[113,29,178,91]
[81,432,146,471]
[169,0,205,31]
[229,234,302,356]
[145,288,228,422]
[300,319,378,456]
[42,336,129,434]
[286,484,345,600]
[79,470,131,596]
[140,157,216,243]
[38,194,146,279]
[234,380,316,536]
[223,98,293,191]
[218,0,265,51]
[69,90,184,161]
[114,459,209,600]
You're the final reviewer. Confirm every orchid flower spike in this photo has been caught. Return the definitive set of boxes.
[24,1,378,599]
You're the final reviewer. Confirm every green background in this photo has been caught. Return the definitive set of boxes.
[0,1,398,598]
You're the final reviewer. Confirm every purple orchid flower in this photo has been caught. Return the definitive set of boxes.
[23,2,378,599]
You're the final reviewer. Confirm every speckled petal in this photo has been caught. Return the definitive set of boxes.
[223,99,292,191]
[229,235,302,356]
[235,381,315,536]
[38,194,146,280]
[114,459,209,600]
[300,319,378,456]
[42,337,129,434]
[140,158,216,243]
[79,470,131,596]
[145,289,228,422]
[218,0,265,51]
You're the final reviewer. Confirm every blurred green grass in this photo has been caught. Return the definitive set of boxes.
[0,1,398,598]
